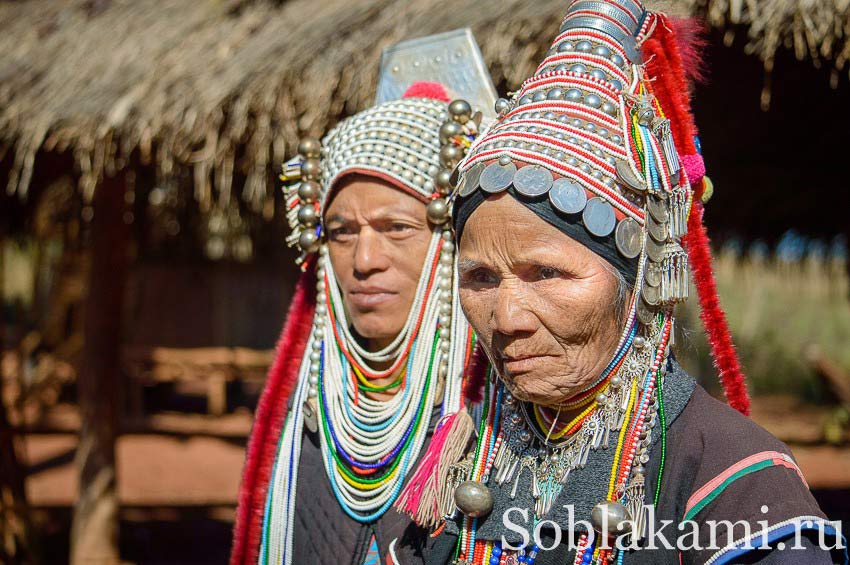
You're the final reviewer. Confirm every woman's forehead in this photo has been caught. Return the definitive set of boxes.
[325,174,426,218]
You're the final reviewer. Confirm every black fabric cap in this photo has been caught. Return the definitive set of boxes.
[452,186,639,286]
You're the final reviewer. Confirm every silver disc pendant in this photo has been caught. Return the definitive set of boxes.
[642,282,661,306]
[645,238,665,263]
[647,195,669,223]
[615,159,646,193]
[458,162,485,198]
[614,217,642,259]
[302,399,319,434]
[583,197,617,237]
[647,216,668,243]
[480,161,517,193]
[644,262,663,287]
[636,296,657,325]
[514,165,554,197]
[549,178,588,214]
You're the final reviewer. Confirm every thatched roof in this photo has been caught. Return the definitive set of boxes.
[1,0,847,211]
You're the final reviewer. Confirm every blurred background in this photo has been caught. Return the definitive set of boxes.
[1,0,849,563]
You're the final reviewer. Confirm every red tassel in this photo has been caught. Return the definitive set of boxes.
[463,342,489,404]
[230,259,317,564]
[684,201,750,415]
[670,17,708,85]
[644,15,750,415]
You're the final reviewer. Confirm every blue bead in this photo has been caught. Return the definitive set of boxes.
[694,135,702,154]
[492,546,502,557]
[490,558,500,565]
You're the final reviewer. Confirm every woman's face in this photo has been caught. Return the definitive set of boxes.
[457,193,625,405]
[324,174,433,350]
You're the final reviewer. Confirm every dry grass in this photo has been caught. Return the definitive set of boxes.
[676,246,850,397]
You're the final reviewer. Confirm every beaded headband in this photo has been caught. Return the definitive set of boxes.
[280,29,497,263]
[453,0,693,324]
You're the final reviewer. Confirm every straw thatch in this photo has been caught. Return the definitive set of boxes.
[1,0,847,211]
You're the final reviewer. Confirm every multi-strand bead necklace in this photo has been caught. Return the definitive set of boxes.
[261,227,470,565]
[449,298,673,565]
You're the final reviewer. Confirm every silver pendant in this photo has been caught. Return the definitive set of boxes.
[514,165,554,197]
[549,178,588,214]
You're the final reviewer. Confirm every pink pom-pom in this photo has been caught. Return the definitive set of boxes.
[402,81,450,102]
[680,153,705,184]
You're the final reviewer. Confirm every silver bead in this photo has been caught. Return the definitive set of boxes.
[590,501,632,537]
[633,336,646,349]
[300,158,321,180]
[436,169,452,190]
[518,95,532,106]
[298,230,319,253]
[565,89,583,101]
[427,198,450,224]
[298,137,321,158]
[454,481,494,518]
[590,69,606,81]
[554,64,568,72]
[439,121,462,142]
[596,393,608,404]
[498,155,512,166]
[298,180,320,203]
[557,41,574,53]
[576,40,593,52]
[570,64,587,74]
[610,376,622,387]
[440,145,462,166]
[495,98,511,116]
[593,45,612,58]
[584,94,602,108]
[602,102,617,116]
[532,91,547,102]
[611,54,625,68]
[611,80,624,91]
[449,99,472,123]
[547,88,564,100]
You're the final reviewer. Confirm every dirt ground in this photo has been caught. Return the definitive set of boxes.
[19,392,850,564]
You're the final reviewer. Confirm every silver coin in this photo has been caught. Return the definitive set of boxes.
[615,159,646,193]
[479,161,517,193]
[549,178,587,214]
[514,165,554,197]
[644,262,662,287]
[302,399,318,434]
[642,282,661,306]
[647,216,668,243]
[647,195,669,223]
[614,217,642,259]
[459,162,485,198]
[583,197,617,237]
[645,237,664,262]
[636,296,657,325]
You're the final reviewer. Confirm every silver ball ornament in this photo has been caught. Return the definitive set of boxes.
[427,198,450,224]
[449,99,472,123]
[454,481,494,518]
[590,501,632,537]
[298,230,320,253]
[297,205,318,226]
[298,180,320,203]
[297,137,321,158]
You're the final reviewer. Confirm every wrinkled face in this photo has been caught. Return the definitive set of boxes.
[324,174,433,350]
[457,193,625,406]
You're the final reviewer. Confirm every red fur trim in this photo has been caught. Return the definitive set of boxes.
[230,260,317,564]
[642,16,699,154]
[462,343,489,404]
[403,81,450,102]
[684,202,750,415]
[670,17,708,85]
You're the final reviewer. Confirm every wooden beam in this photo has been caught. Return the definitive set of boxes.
[70,175,129,564]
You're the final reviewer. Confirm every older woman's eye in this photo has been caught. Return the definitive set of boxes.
[537,266,562,280]
[327,227,354,242]
[460,268,498,286]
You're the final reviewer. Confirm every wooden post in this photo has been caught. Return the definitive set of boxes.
[70,174,129,564]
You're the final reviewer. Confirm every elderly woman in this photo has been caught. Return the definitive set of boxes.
[396,2,846,564]
[229,73,493,564]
